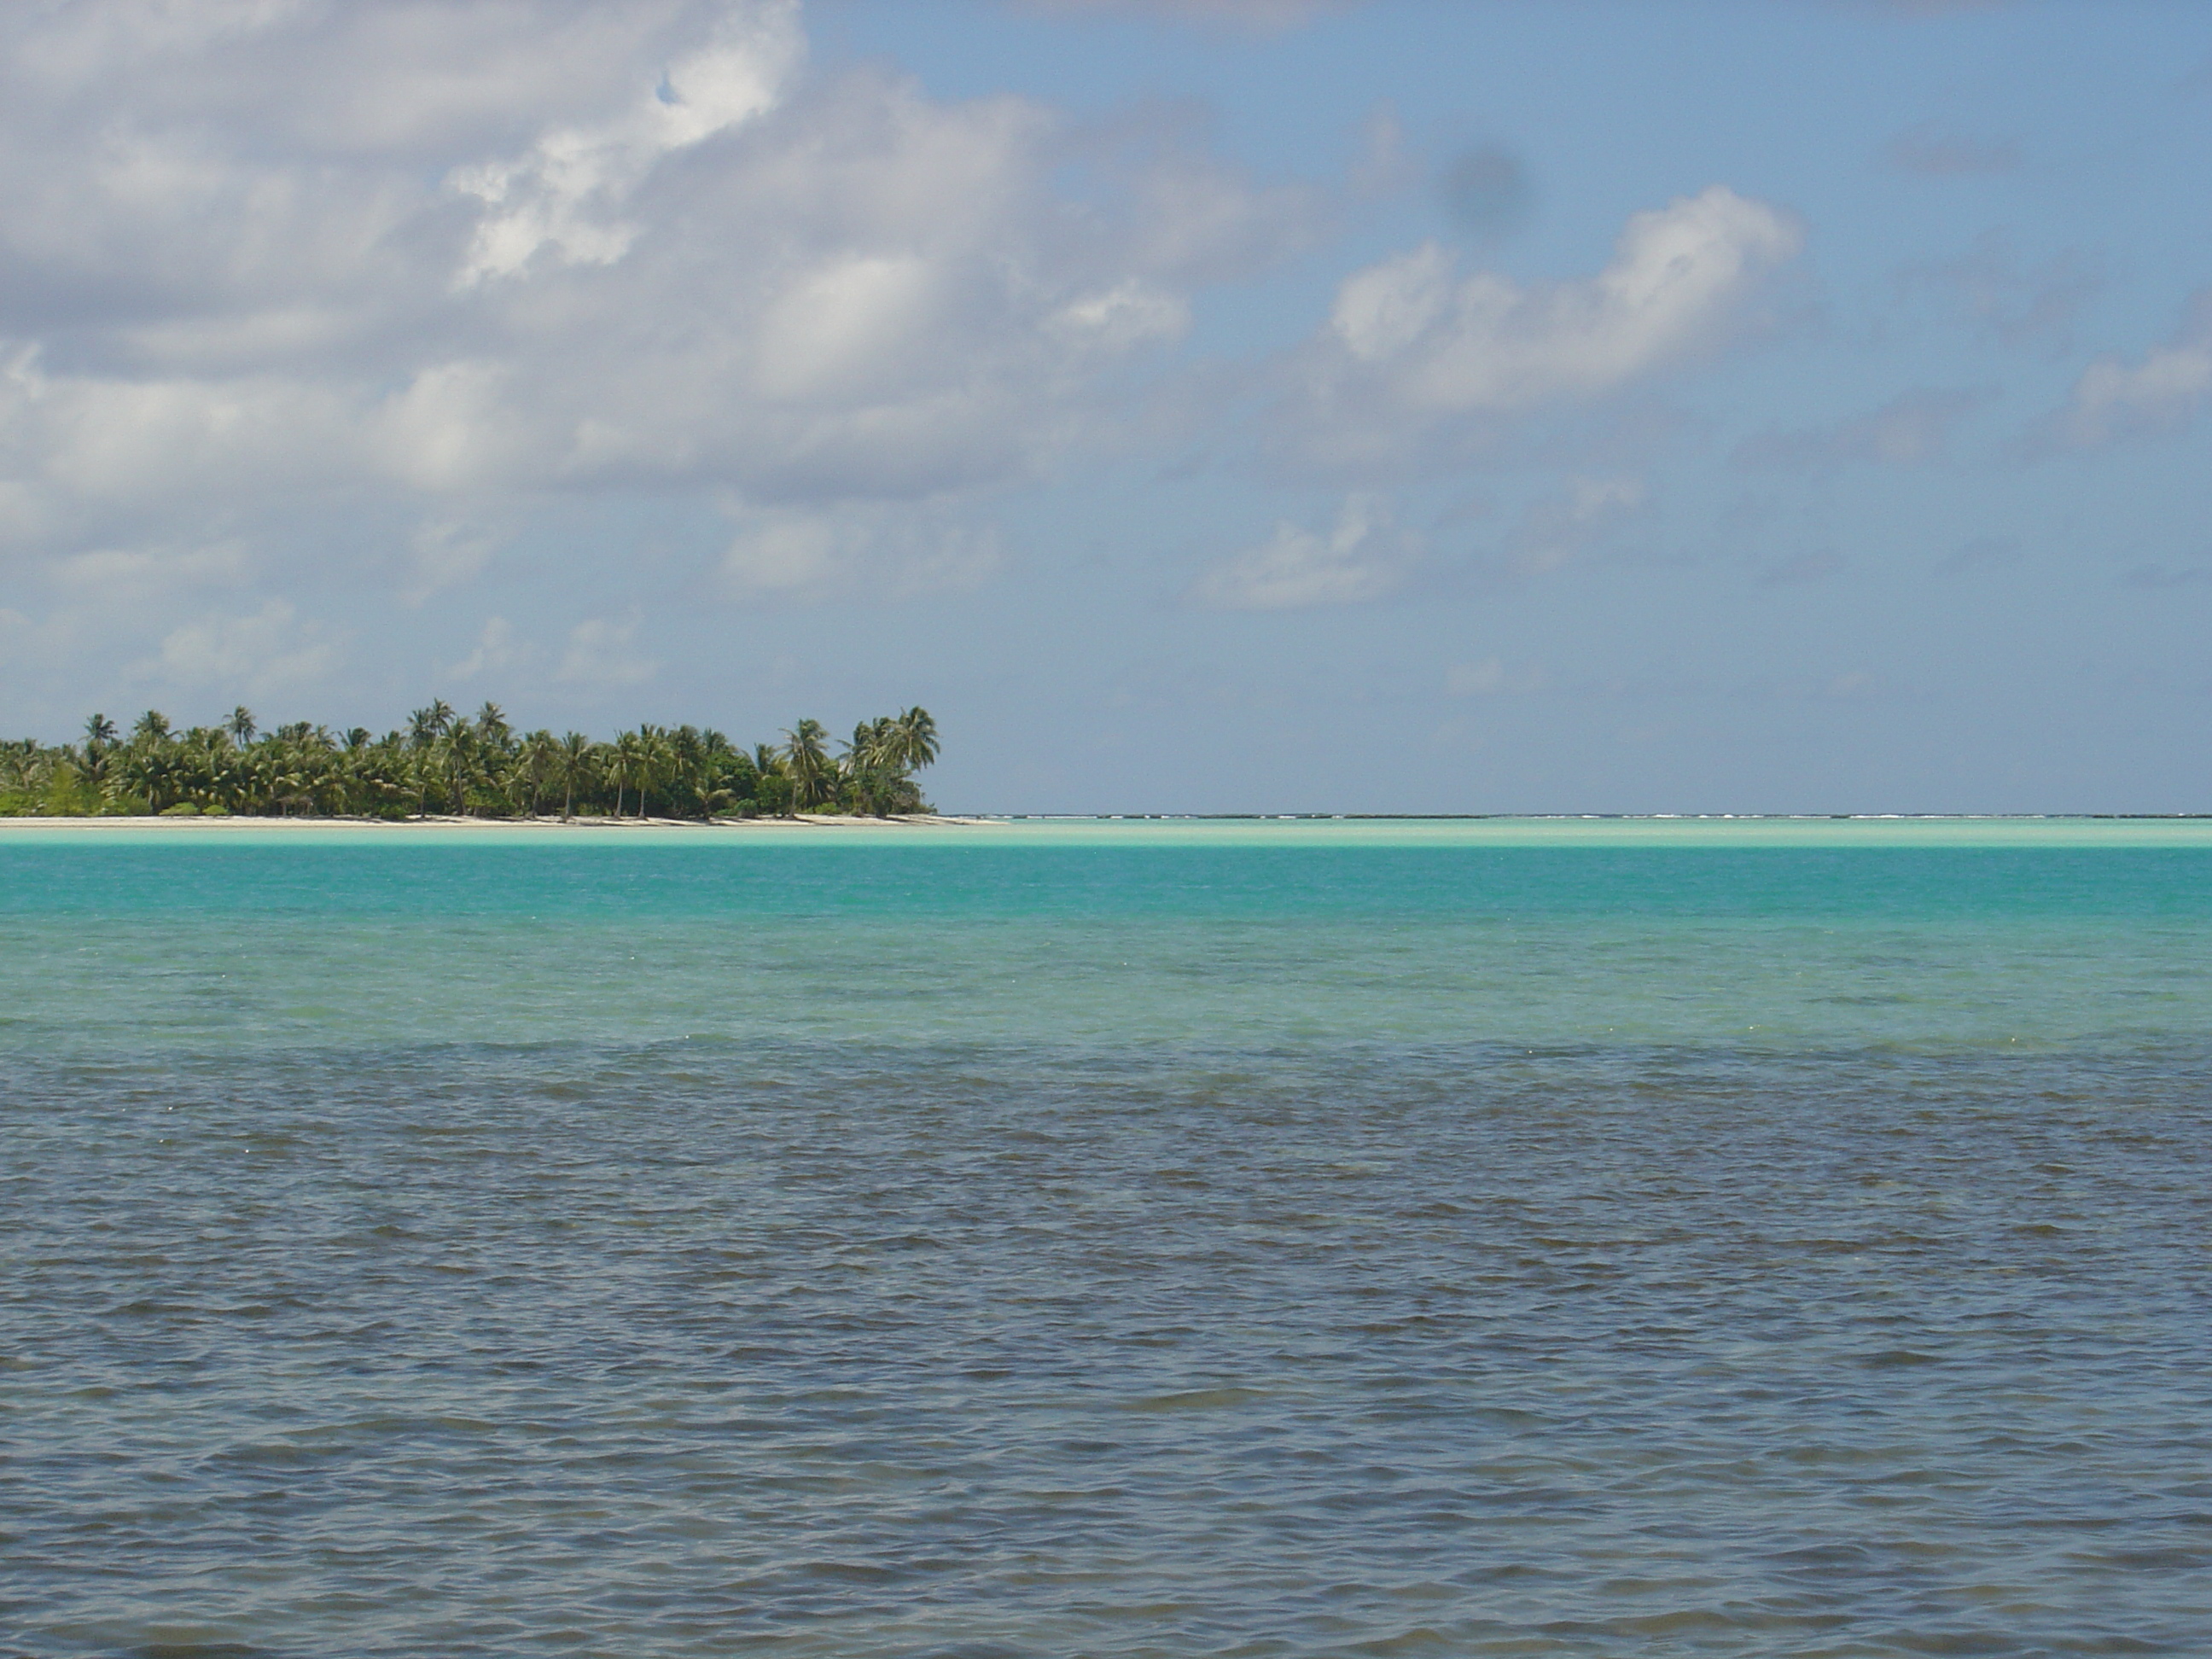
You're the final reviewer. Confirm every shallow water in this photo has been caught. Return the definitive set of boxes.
[4,823,2209,1656]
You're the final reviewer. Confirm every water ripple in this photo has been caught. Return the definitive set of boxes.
[6,1039,2210,1655]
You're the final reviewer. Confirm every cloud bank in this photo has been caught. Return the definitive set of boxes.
[0,0,1320,616]
[0,1,1820,716]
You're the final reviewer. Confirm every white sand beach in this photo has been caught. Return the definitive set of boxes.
[0,812,1003,831]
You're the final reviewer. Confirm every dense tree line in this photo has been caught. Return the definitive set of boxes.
[0,702,940,819]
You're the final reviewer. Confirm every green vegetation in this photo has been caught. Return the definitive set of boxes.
[0,702,940,820]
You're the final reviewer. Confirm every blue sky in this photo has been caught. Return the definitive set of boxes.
[2,0,2208,811]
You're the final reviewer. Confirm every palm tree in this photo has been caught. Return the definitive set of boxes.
[748,742,791,816]
[73,714,118,795]
[4,699,941,823]
[697,728,738,817]
[519,731,557,818]
[407,701,455,749]
[302,738,346,816]
[270,748,312,817]
[893,707,940,774]
[555,732,593,821]
[350,740,412,818]
[608,731,644,819]
[405,704,450,816]
[838,718,891,815]
[117,744,172,813]
[627,725,655,818]
[783,719,830,812]
[407,744,434,818]
[444,721,478,816]
[639,726,679,819]
[669,725,704,817]
[233,744,273,814]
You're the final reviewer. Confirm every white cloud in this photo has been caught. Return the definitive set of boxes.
[451,614,528,679]
[0,477,55,550]
[1048,280,1191,355]
[451,2,803,283]
[140,597,341,694]
[2058,294,2212,445]
[49,542,252,604]
[0,351,358,508]
[752,253,949,401]
[1188,494,1413,608]
[0,538,274,719]
[0,0,1318,595]
[557,612,656,686]
[720,501,1003,601]
[367,361,537,493]
[1326,187,1798,412]
[402,518,508,606]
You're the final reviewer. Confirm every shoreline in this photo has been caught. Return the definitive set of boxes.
[6,810,2209,828]
[5,813,2212,847]
[0,812,1000,830]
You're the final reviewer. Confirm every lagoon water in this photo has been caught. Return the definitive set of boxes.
[4,819,2210,1656]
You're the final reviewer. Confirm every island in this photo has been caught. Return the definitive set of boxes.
[0,702,941,822]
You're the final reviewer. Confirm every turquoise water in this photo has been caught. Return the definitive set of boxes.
[5,821,2210,1656]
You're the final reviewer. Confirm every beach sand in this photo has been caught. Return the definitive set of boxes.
[0,812,1002,831]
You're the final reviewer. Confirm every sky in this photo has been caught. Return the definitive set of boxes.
[2,0,2209,812]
